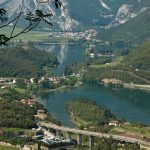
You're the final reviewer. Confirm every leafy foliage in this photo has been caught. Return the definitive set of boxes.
[0,136,33,147]
[0,88,29,101]
[0,8,7,23]
[64,65,73,76]
[0,34,9,46]
[0,88,38,128]
[0,99,37,128]
[94,137,140,150]
[16,79,27,89]
[0,8,6,16]
[0,87,60,128]
[55,0,63,9]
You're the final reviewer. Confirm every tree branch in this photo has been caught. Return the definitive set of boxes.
[4,19,41,43]
[0,12,23,28]
[10,11,23,37]
[0,0,63,45]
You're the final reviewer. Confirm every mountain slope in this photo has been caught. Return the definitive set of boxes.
[100,8,150,43]
[1,0,150,30]
[1,0,150,44]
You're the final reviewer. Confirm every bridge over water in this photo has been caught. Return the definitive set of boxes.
[39,122,150,150]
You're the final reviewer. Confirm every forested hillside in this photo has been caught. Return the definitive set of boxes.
[0,44,58,77]
[123,40,150,71]
[0,88,60,128]
[0,88,39,128]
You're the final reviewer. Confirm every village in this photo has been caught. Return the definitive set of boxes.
[48,30,97,40]
[0,72,81,91]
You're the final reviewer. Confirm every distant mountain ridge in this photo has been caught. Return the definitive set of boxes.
[1,0,150,43]
[99,7,150,43]
[1,0,150,30]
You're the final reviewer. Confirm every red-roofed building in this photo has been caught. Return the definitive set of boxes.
[20,99,36,105]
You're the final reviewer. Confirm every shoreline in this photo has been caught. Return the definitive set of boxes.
[41,81,83,93]
[42,80,150,93]
[101,79,150,91]
[123,83,150,91]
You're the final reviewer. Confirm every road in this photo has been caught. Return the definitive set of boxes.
[39,122,150,147]
[113,70,150,84]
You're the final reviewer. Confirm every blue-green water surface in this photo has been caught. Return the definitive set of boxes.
[37,84,150,127]
[36,43,150,127]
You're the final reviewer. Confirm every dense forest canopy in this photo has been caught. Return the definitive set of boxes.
[0,44,58,77]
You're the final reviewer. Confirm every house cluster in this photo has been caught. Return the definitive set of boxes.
[97,53,114,58]
[38,76,62,84]
[48,30,97,40]
[88,52,114,59]
[102,78,122,86]
[24,76,63,85]
[109,120,119,127]
[0,78,16,85]
[37,74,80,84]
[41,136,72,147]
[0,78,16,89]
[86,49,114,59]
[109,120,131,127]
[19,99,47,119]
[34,109,47,120]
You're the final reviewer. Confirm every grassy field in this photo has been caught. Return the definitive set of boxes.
[90,58,122,69]
[0,27,70,43]
[69,111,92,127]
[0,145,18,150]
[1,128,36,135]
[1,127,33,133]
[14,88,26,94]
[111,124,150,138]
[0,27,49,42]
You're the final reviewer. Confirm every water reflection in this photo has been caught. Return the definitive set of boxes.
[35,43,84,76]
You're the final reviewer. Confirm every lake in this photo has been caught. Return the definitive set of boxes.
[35,43,85,76]
[36,43,150,127]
